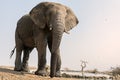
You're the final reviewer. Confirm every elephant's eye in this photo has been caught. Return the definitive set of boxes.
[34,12,39,15]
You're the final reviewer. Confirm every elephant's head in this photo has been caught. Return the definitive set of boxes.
[29,2,79,77]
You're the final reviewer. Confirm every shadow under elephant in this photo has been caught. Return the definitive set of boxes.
[0,67,33,76]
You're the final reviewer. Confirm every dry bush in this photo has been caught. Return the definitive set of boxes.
[111,66,120,76]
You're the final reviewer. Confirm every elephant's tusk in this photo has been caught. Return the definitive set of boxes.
[49,24,53,31]
[49,27,52,30]
[65,30,70,34]
[64,28,70,34]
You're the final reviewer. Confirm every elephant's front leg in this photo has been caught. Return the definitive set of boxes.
[34,29,47,76]
[50,49,62,77]
[55,49,61,77]
[48,37,61,77]
[35,41,47,76]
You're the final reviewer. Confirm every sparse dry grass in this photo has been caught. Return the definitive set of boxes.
[0,66,80,80]
[1,66,120,80]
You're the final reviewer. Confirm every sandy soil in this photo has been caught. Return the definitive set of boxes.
[0,66,80,80]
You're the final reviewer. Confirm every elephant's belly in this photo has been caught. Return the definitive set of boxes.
[23,37,35,48]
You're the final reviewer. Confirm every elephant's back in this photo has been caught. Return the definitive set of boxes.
[16,14,35,48]
[16,14,34,38]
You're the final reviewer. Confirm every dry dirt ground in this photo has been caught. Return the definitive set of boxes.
[0,66,80,80]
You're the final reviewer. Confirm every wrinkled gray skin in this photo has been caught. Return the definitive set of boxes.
[29,2,79,77]
[15,2,79,78]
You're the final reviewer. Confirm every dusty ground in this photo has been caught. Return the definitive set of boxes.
[0,66,80,80]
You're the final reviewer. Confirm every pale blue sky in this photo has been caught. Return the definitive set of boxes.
[0,0,120,71]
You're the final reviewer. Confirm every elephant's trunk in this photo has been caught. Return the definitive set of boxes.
[52,27,64,54]
[50,15,65,77]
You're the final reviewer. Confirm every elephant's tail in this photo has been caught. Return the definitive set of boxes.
[10,46,16,59]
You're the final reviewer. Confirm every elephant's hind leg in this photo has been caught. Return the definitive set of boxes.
[14,46,23,71]
[21,47,33,72]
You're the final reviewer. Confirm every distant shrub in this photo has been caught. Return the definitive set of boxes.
[111,66,120,76]
[91,68,98,74]
[87,68,98,74]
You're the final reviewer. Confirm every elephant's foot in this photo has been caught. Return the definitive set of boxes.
[21,67,30,72]
[14,67,21,71]
[14,63,22,71]
[21,63,30,72]
[55,71,61,77]
[50,71,61,78]
[35,70,47,76]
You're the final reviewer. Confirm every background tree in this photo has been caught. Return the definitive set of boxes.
[80,60,87,76]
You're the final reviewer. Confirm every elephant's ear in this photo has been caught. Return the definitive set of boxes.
[29,3,46,29]
[65,7,79,32]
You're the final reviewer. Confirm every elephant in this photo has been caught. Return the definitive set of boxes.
[13,14,51,75]
[29,2,79,77]
[13,2,78,78]
[14,14,35,72]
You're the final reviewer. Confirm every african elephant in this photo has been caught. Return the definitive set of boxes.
[14,14,35,72]
[29,2,79,77]
[14,14,58,76]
